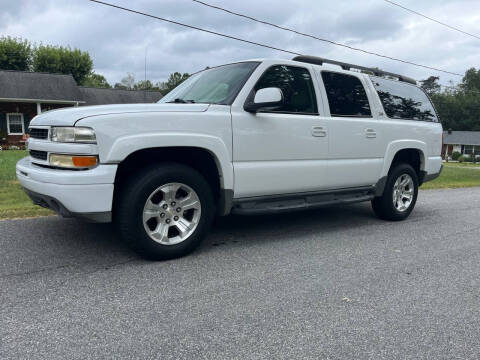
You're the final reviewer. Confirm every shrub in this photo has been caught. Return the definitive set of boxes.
[8,145,20,150]
[451,151,461,161]
[458,155,465,163]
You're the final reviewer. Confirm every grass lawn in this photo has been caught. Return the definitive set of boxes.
[0,150,53,220]
[440,161,480,168]
[421,162,480,189]
[1,151,480,220]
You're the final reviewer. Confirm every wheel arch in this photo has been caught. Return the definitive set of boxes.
[376,142,426,196]
[381,141,426,178]
[105,133,233,189]
[112,145,233,216]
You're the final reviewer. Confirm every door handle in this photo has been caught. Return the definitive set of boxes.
[312,126,327,137]
[365,128,377,138]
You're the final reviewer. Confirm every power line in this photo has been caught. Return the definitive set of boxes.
[86,0,462,78]
[192,0,462,77]
[87,0,300,56]
[383,0,480,41]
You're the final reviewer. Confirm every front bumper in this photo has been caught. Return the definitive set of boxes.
[16,157,117,222]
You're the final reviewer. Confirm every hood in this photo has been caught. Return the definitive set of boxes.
[29,103,210,126]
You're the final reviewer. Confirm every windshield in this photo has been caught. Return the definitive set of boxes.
[159,61,259,105]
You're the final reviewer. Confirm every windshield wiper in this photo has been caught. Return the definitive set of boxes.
[167,98,196,103]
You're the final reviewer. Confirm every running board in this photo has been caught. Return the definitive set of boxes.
[231,187,375,215]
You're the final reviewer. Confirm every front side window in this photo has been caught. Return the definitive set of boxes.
[7,113,24,135]
[321,72,371,117]
[371,76,438,122]
[252,65,318,114]
[159,62,259,105]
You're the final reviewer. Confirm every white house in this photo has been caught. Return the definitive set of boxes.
[443,130,480,158]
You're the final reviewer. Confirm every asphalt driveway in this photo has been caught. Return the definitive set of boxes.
[1,188,480,359]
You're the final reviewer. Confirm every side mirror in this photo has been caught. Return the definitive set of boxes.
[244,87,283,113]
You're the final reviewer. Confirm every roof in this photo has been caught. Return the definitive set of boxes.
[444,131,480,146]
[0,70,83,102]
[0,70,162,105]
[78,87,162,105]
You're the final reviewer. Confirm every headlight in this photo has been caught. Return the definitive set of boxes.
[50,127,96,143]
[49,154,98,169]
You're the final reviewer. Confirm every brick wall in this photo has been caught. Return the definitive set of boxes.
[0,102,37,146]
[0,102,73,147]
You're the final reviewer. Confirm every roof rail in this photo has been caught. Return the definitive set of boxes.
[292,55,417,85]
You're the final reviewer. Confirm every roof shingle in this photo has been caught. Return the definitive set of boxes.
[78,87,162,105]
[444,131,480,146]
[0,70,82,102]
[0,70,163,105]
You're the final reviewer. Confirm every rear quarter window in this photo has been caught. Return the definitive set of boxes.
[370,76,438,122]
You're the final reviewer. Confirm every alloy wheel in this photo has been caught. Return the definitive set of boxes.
[142,182,202,245]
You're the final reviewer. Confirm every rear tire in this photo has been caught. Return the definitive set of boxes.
[115,163,215,260]
[372,163,418,221]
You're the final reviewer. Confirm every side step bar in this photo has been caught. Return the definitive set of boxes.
[231,187,375,215]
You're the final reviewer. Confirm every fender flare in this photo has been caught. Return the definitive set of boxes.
[381,140,426,178]
[104,132,234,190]
[374,140,426,197]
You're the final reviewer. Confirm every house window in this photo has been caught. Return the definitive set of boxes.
[464,145,474,155]
[7,113,25,135]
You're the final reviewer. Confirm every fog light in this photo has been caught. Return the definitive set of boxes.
[49,154,98,169]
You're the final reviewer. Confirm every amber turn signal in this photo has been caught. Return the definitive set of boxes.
[72,156,98,168]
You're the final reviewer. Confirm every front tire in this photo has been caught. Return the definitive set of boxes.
[115,163,215,260]
[372,163,418,221]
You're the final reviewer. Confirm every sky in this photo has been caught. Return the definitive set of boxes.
[1,0,479,86]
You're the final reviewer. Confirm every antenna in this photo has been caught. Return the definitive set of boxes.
[144,47,147,102]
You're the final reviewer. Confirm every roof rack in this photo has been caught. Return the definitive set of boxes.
[292,55,417,85]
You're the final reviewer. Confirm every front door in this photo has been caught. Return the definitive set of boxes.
[231,64,329,198]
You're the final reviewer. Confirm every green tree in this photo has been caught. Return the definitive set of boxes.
[113,83,128,90]
[160,72,190,94]
[0,36,33,71]
[134,79,159,91]
[461,68,480,92]
[33,45,93,84]
[431,86,480,131]
[420,76,441,97]
[82,72,111,88]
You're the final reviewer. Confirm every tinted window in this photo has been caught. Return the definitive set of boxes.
[321,72,371,117]
[253,65,318,114]
[371,76,438,122]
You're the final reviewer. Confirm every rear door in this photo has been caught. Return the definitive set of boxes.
[231,63,329,198]
[316,70,386,188]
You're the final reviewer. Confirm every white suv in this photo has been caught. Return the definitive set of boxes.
[17,56,443,259]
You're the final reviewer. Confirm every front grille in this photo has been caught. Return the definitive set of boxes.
[29,128,49,140]
[29,150,48,161]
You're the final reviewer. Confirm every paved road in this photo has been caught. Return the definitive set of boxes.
[1,188,480,359]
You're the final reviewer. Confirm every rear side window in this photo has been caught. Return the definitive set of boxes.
[253,65,318,114]
[371,76,438,122]
[321,72,371,117]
